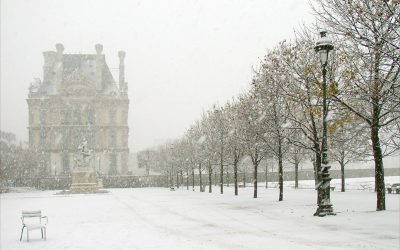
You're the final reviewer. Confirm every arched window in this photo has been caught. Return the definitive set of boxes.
[62,154,69,174]
[40,129,46,145]
[62,129,70,150]
[109,129,116,147]
[109,109,116,125]
[74,108,81,124]
[40,110,47,125]
[62,109,71,125]
[109,153,117,175]
[87,106,95,125]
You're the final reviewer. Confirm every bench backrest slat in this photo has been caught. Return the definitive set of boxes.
[22,210,42,218]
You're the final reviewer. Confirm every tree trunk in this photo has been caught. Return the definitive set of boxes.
[186,169,189,190]
[226,169,229,187]
[170,169,173,188]
[214,171,217,187]
[181,171,184,186]
[165,170,169,188]
[372,41,385,211]
[294,161,299,189]
[176,171,179,189]
[192,166,195,191]
[278,139,283,201]
[199,163,203,192]
[253,158,258,198]
[371,123,385,210]
[265,164,268,189]
[220,154,224,194]
[340,161,346,192]
[243,171,246,187]
[208,163,212,193]
[312,158,317,186]
[234,156,238,196]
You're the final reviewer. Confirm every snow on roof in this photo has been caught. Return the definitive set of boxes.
[35,50,117,96]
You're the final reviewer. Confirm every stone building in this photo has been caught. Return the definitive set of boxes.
[27,44,129,175]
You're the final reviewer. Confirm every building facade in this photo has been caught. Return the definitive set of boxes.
[27,44,129,175]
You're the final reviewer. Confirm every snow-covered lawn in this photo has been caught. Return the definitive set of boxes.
[1,177,399,250]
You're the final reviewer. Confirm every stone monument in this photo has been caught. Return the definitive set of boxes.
[69,139,101,193]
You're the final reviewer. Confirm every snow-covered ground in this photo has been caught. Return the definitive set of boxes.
[1,177,399,250]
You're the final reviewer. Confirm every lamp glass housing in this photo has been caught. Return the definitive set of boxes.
[318,49,328,65]
[315,30,334,66]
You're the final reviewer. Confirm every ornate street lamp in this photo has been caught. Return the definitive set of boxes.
[314,30,335,217]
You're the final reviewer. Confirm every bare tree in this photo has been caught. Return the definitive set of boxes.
[329,113,370,192]
[253,52,293,201]
[225,100,245,195]
[287,139,308,189]
[200,110,220,193]
[276,36,327,204]
[238,94,267,198]
[201,105,230,194]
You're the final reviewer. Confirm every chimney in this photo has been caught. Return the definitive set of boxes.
[118,51,127,93]
[95,44,104,91]
[56,43,64,58]
[42,51,56,84]
[54,43,64,92]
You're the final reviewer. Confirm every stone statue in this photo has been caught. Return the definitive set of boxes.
[74,138,92,169]
[78,138,90,155]
[69,138,101,193]
[29,78,42,93]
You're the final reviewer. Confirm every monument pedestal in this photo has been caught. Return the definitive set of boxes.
[70,169,99,193]
[56,139,108,195]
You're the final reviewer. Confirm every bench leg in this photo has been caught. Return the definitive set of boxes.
[41,228,43,239]
[20,226,25,241]
[27,230,29,242]
[43,227,46,240]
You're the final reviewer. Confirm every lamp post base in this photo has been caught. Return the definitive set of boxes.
[314,204,335,217]
[315,163,335,217]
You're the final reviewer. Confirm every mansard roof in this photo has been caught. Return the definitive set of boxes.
[61,54,115,86]
[30,44,118,96]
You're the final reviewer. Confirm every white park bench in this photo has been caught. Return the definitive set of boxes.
[20,210,48,242]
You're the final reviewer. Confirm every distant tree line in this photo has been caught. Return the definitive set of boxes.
[138,0,400,211]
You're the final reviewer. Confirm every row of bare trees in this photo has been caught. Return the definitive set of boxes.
[0,131,41,187]
[138,0,399,211]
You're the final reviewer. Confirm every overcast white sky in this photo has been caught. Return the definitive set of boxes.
[1,0,315,152]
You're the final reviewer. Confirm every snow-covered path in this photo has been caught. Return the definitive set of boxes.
[1,181,399,250]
